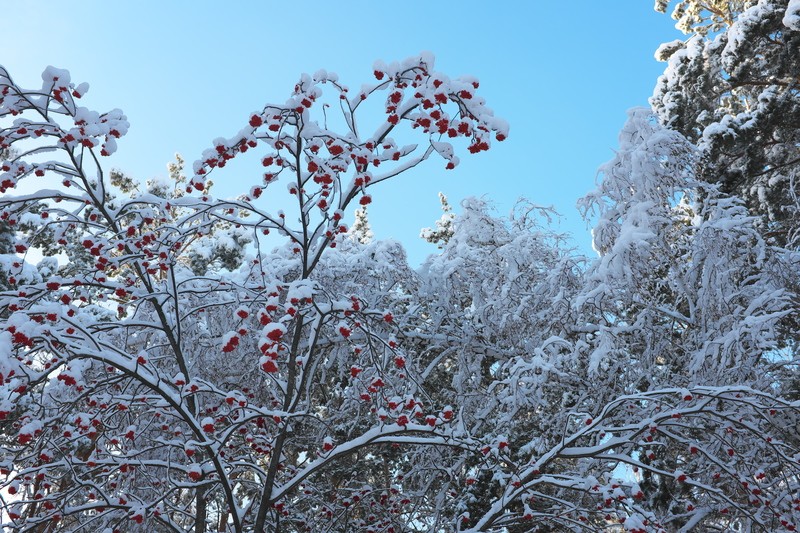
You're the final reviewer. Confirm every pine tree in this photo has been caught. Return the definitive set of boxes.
[652,0,800,248]
[350,205,374,244]
[420,191,456,248]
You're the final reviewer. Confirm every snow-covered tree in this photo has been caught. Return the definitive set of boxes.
[350,206,374,244]
[0,148,14,290]
[419,110,800,531]
[576,109,800,530]
[652,0,800,249]
[420,192,456,248]
[0,56,512,533]
[1,54,799,533]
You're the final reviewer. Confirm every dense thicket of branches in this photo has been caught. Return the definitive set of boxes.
[1,4,799,531]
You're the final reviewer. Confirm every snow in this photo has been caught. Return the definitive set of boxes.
[785,0,800,30]
[40,65,71,88]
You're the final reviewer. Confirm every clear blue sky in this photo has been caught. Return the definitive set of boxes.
[4,1,680,265]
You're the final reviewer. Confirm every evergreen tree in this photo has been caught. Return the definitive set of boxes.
[420,191,456,248]
[350,206,374,244]
[653,0,800,248]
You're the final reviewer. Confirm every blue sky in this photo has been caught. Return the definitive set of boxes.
[4,1,680,265]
